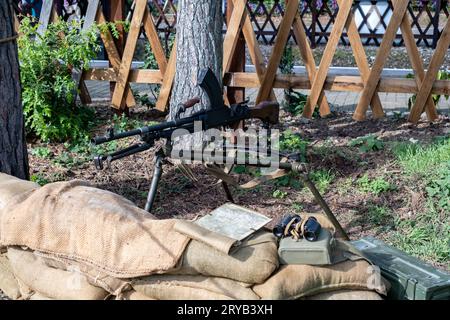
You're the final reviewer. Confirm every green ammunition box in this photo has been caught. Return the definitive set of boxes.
[352,237,450,300]
[278,229,333,265]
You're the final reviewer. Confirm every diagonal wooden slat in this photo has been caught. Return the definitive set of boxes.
[237,0,276,101]
[302,0,353,118]
[353,0,409,121]
[392,0,438,122]
[256,0,299,104]
[142,7,168,75]
[223,0,247,75]
[96,6,136,107]
[292,13,331,116]
[155,40,177,112]
[340,0,384,118]
[409,17,450,123]
[111,0,147,109]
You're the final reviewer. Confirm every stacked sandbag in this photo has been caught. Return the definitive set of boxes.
[0,174,387,300]
[304,289,383,300]
[132,275,260,300]
[172,231,279,284]
[0,173,39,211]
[0,180,191,278]
[7,247,109,300]
[252,260,387,300]
[0,252,21,299]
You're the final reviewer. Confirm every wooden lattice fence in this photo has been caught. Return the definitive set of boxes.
[15,0,450,124]
[16,0,450,48]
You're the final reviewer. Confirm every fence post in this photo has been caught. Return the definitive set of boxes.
[226,0,245,105]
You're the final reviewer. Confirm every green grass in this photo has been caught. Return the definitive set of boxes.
[310,169,335,194]
[392,137,450,176]
[389,200,450,267]
[386,137,450,268]
[366,204,392,226]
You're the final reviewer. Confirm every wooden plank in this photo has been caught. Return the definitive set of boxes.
[97,8,136,107]
[223,0,246,74]
[85,68,163,83]
[155,41,177,112]
[409,18,450,123]
[256,0,299,104]
[292,13,331,116]
[238,0,276,101]
[393,0,438,122]
[111,0,147,109]
[224,72,450,95]
[353,0,409,121]
[340,0,384,119]
[225,0,246,105]
[142,7,168,74]
[302,0,353,118]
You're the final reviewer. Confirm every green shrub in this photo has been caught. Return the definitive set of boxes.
[18,17,100,142]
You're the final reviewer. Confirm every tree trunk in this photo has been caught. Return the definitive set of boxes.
[0,1,30,180]
[169,0,223,120]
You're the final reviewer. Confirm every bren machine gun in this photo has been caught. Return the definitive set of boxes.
[92,68,349,240]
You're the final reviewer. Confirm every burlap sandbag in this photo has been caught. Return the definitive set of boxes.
[0,173,39,211]
[252,260,387,300]
[132,275,260,300]
[0,180,190,278]
[304,289,383,300]
[117,290,156,300]
[7,247,109,300]
[172,231,278,284]
[39,253,131,296]
[29,292,54,300]
[0,253,21,299]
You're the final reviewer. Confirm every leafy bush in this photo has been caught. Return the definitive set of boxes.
[18,17,100,142]
[349,134,384,152]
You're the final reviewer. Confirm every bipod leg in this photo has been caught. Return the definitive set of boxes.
[286,163,350,240]
[144,152,164,213]
[221,181,235,203]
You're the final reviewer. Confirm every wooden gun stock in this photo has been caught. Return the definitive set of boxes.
[248,101,280,124]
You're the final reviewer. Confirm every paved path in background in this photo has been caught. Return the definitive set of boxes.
[85,81,450,113]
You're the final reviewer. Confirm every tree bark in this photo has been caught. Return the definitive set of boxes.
[169,0,223,120]
[0,1,30,180]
